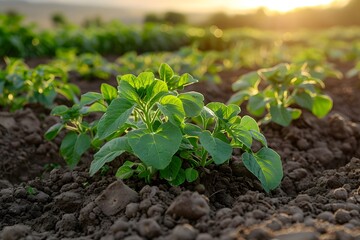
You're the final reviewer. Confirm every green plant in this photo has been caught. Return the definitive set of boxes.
[45,83,116,167]
[0,58,80,111]
[229,63,333,126]
[84,64,282,192]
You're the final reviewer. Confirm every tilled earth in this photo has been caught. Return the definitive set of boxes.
[1,63,360,240]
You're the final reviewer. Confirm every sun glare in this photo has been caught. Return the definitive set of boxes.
[230,0,338,12]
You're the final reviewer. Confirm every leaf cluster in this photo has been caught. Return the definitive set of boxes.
[229,63,333,126]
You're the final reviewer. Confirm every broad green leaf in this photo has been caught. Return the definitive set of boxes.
[159,63,174,83]
[116,165,134,179]
[290,108,302,119]
[178,73,197,87]
[87,102,107,113]
[118,79,139,103]
[207,102,241,121]
[242,148,283,193]
[247,94,266,116]
[51,105,68,116]
[170,168,186,186]
[312,94,332,118]
[249,130,267,147]
[269,104,292,127]
[178,92,204,117]
[185,168,199,183]
[101,83,118,103]
[45,123,64,140]
[240,115,260,132]
[199,131,232,165]
[60,132,91,169]
[127,122,182,170]
[157,95,185,125]
[90,137,131,176]
[227,90,249,105]
[80,92,103,105]
[294,91,313,111]
[160,156,182,181]
[232,72,260,91]
[97,98,135,139]
[134,72,154,94]
[145,79,168,106]
[183,123,203,136]
[229,125,253,149]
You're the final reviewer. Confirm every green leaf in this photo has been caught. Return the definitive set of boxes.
[45,123,64,140]
[294,91,313,111]
[159,63,174,83]
[116,165,134,179]
[229,125,253,149]
[97,98,135,139]
[312,94,332,118]
[227,90,249,105]
[127,122,182,170]
[183,123,203,136]
[250,130,267,147]
[157,95,185,125]
[118,80,139,104]
[242,148,283,193]
[160,156,182,181]
[101,83,118,103]
[51,105,68,116]
[80,92,103,106]
[145,79,168,106]
[170,168,186,186]
[247,94,266,117]
[178,92,204,117]
[290,108,302,119]
[269,104,292,127]
[178,73,197,87]
[185,168,199,183]
[207,102,241,122]
[90,137,131,176]
[240,115,260,132]
[60,132,91,169]
[199,131,232,165]
[232,72,260,91]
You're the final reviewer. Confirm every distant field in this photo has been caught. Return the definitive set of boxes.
[0,1,208,27]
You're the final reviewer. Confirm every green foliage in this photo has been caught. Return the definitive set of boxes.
[45,83,117,167]
[229,63,333,126]
[83,64,283,192]
[0,58,79,111]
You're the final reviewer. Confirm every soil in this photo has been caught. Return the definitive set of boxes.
[1,62,360,240]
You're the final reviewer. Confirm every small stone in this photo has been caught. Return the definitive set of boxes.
[275,232,318,240]
[171,224,198,240]
[335,209,351,224]
[295,194,311,203]
[2,224,31,240]
[196,233,213,240]
[266,219,282,231]
[54,191,82,213]
[0,180,12,190]
[333,188,348,201]
[288,168,308,181]
[167,191,210,220]
[95,180,138,216]
[317,211,334,223]
[308,147,334,165]
[247,228,272,240]
[24,133,42,145]
[110,219,129,233]
[252,209,266,220]
[147,204,164,217]
[30,191,50,203]
[297,139,310,150]
[137,218,162,238]
[125,203,139,218]
[55,213,77,231]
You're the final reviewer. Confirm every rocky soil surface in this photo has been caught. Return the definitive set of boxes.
[1,63,360,240]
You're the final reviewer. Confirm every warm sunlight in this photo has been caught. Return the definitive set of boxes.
[230,0,340,12]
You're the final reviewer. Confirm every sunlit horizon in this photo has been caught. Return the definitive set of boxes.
[20,0,349,13]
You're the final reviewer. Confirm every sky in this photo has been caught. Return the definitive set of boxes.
[22,0,348,13]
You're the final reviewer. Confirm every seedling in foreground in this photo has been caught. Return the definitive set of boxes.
[228,63,333,126]
[48,64,283,192]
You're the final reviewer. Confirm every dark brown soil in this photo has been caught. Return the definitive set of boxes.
[1,63,360,240]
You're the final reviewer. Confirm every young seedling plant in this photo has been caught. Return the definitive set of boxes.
[228,63,333,126]
[47,64,283,192]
